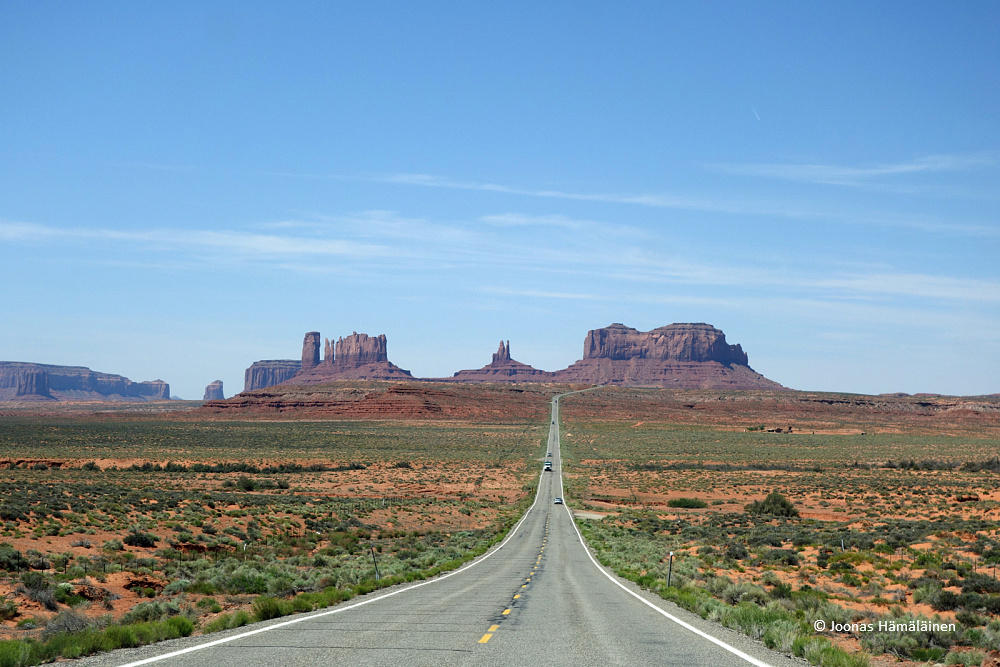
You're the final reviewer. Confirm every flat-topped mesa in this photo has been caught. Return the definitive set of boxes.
[0,362,170,401]
[553,323,783,389]
[203,380,224,401]
[244,360,301,392]
[301,332,321,370]
[450,340,553,382]
[583,323,749,366]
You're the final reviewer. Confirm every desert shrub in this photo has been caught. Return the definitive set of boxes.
[0,597,17,622]
[668,497,708,509]
[236,476,256,492]
[42,610,91,637]
[963,574,1000,595]
[763,619,802,653]
[204,610,251,633]
[746,492,799,517]
[19,571,47,591]
[102,539,124,552]
[123,532,157,548]
[718,601,790,641]
[760,549,800,566]
[725,542,748,560]
[721,582,769,606]
[252,596,293,622]
[943,649,985,665]
[0,545,29,572]
[120,601,177,625]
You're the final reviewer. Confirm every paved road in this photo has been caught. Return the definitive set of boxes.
[78,392,802,667]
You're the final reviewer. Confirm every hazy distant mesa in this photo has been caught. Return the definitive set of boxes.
[243,323,784,392]
[0,362,169,402]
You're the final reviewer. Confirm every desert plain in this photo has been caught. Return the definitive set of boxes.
[2,382,1000,666]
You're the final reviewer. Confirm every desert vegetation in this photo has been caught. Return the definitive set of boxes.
[561,389,1000,667]
[0,415,544,664]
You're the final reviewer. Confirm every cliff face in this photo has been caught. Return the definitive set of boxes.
[0,362,170,401]
[244,360,302,392]
[287,332,412,384]
[450,341,555,383]
[553,323,783,389]
[581,323,748,365]
[301,332,320,371]
[203,380,224,401]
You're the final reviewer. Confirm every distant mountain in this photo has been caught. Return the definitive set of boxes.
[0,361,169,401]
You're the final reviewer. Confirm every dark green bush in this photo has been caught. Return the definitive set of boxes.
[745,492,799,517]
[252,596,292,622]
[123,532,157,548]
[667,498,708,509]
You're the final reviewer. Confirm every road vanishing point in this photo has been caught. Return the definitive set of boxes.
[78,391,803,667]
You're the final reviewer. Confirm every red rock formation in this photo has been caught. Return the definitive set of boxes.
[449,340,554,383]
[0,362,170,401]
[552,323,783,389]
[301,332,320,370]
[287,332,412,383]
[243,360,301,391]
[203,380,224,401]
[493,340,511,364]
[334,332,388,366]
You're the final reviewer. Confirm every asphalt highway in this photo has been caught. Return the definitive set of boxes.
[77,391,803,667]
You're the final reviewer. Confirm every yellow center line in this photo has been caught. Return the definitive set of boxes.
[478,633,493,643]
[502,609,511,615]
[489,625,499,632]
[514,594,520,599]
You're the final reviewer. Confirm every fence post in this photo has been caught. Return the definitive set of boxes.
[370,545,380,581]
[667,552,674,588]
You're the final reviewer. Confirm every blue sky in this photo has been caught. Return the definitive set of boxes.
[2,2,998,399]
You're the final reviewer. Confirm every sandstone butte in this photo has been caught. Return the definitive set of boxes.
[202,380,224,401]
[239,323,784,392]
[0,361,169,402]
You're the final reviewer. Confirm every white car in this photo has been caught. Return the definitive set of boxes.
[553,497,563,505]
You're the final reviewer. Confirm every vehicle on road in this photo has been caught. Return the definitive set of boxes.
[544,463,552,471]
[553,497,563,504]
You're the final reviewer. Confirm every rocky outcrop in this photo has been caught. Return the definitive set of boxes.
[332,332,389,366]
[450,341,555,383]
[244,360,301,392]
[493,340,511,364]
[236,323,781,394]
[203,380,224,401]
[580,323,748,364]
[287,332,412,384]
[301,332,320,371]
[0,362,170,401]
[552,323,783,389]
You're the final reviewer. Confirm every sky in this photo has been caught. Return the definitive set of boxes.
[1,2,998,399]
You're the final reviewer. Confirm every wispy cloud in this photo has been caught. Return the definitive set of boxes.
[708,152,997,187]
[0,220,397,261]
[811,273,1000,303]
[330,170,999,238]
[5,215,998,307]
[0,220,61,240]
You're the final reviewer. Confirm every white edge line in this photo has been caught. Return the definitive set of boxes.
[553,393,775,667]
[116,466,547,666]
